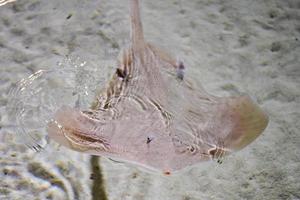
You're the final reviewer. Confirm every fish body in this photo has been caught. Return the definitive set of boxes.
[48,0,268,173]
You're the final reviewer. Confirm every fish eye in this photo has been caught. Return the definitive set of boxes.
[177,60,185,70]
[176,60,185,80]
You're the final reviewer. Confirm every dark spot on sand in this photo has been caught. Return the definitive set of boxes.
[28,2,41,11]
[3,168,19,177]
[2,17,11,27]
[3,169,8,175]
[23,36,33,47]
[179,9,186,15]
[13,51,29,64]
[26,14,38,21]
[12,3,25,13]
[40,27,52,36]
[10,28,25,37]
[268,10,278,19]
[90,173,95,180]
[131,172,138,179]
[271,41,281,52]
[239,34,250,47]
[66,14,73,20]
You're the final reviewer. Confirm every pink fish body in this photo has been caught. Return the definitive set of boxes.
[47,0,268,174]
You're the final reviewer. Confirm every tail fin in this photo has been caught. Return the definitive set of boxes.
[130,0,145,50]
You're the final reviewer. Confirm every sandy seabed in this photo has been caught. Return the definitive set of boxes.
[0,0,299,200]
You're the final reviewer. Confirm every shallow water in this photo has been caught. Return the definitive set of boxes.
[1,0,300,200]
[6,55,110,151]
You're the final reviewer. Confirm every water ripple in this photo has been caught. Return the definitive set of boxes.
[6,56,107,151]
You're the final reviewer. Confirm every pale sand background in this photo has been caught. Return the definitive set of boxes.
[0,0,300,200]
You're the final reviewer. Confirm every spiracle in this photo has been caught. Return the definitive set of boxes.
[6,55,108,151]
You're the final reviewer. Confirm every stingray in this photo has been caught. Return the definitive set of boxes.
[47,0,268,174]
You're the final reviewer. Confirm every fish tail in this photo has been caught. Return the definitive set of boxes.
[130,0,145,50]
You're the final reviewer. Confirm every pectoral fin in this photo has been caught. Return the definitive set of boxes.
[223,96,269,151]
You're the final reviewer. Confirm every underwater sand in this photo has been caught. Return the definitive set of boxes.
[0,0,300,199]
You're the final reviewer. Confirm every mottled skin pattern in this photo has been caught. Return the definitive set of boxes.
[47,0,268,174]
